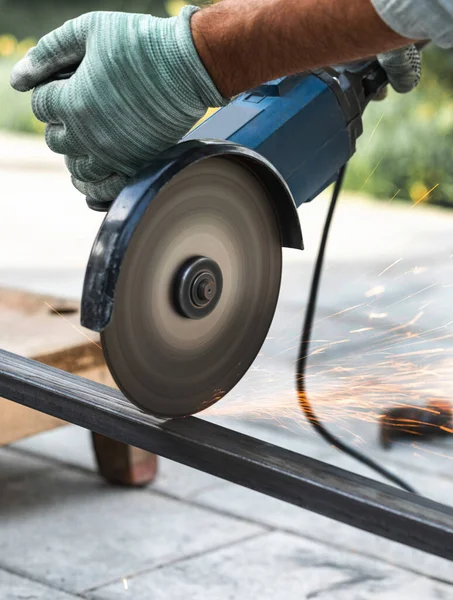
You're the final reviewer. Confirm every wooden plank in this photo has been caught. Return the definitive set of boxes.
[0,365,112,445]
[0,288,100,358]
[0,287,157,487]
[0,287,105,444]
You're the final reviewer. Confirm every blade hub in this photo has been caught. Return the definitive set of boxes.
[192,272,217,306]
[174,256,223,319]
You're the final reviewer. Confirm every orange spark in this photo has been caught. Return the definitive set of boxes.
[44,302,102,350]
[410,183,440,209]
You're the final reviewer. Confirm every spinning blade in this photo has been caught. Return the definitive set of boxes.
[101,157,282,418]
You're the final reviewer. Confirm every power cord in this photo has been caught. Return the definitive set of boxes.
[296,164,416,494]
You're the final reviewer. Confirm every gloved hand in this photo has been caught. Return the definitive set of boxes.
[10,7,227,207]
[377,45,422,95]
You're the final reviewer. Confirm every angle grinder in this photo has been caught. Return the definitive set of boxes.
[77,60,393,418]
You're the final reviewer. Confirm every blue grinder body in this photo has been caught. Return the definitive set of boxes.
[184,64,384,207]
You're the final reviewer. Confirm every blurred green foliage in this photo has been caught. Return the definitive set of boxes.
[0,0,171,40]
[0,56,44,134]
[346,46,453,206]
[0,4,452,206]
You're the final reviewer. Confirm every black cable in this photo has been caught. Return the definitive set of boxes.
[296,164,416,494]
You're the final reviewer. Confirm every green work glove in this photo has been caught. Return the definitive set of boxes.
[378,45,422,94]
[10,7,228,207]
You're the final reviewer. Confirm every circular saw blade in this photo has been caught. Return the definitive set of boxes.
[101,157,282,418]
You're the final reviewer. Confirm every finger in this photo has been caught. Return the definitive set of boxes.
[45,124,83,156]
[65,155,113,182]
[32,80,66,123]
[10,16,89,92]
[71,174,129,204]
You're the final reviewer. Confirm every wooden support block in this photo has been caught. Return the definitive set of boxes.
[0,287,157,486]
[92,432,158,486]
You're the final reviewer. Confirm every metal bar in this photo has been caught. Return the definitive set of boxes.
[1,348,453,560]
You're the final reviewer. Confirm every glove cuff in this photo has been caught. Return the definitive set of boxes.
[174,5,229,108]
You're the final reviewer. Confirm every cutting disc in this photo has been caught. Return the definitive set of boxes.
[101,157,282,418]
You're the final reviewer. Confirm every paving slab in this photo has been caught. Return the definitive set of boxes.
[0,568,78,600]
[11,425,98,472]
[0,446,54,483]
[89,531,453,600]
[0,466,264,594]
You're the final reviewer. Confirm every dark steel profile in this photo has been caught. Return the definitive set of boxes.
[1,348,453,561]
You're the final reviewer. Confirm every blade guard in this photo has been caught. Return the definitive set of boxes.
[81,140,303,333]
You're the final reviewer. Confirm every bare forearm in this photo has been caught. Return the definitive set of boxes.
[191,0,413,97]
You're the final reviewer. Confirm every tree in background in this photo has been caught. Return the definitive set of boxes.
[347,46,453,206]
[0,0,173,39]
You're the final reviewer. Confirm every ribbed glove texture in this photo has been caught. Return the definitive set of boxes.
[378,45,422,94]
[11,7,227,205]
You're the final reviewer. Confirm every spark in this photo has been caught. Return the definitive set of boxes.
[369,312,388,320]
[391,348,447,358]
[122,578,129,591]
[419,301,433,310]
[375,311,424,339]
[206,282,453,469]
[396,267,430,279]
[410,183,440,209]
[388,189,401,204]
[411,443,453,462]
[359,158,383,192]
[386,283,438,308]
[365,285,385,298]
[365,113,384,148]
[316,303,367,323]
[44,302,102,350]
[378,258,403,277]
[309,339,350,356]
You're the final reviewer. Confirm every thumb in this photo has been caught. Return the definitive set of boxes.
[10,15,89,92]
